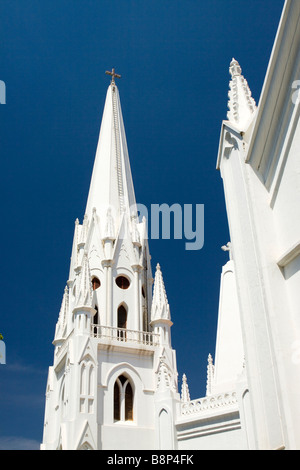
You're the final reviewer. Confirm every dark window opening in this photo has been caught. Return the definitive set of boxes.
[92,277,101,290]
[117,305,127,340]
[114,375,134,422]
[114,382,120,421]
[119,375,127,385]
[125,382,133,421]
[94,305,99,324]
[93,305,99,335]
[116,276,130,289]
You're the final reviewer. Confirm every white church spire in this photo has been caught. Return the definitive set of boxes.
[42,73,179,451]
[181,374,191,403]
[151,263,171,323]
[85,71,137,227]
[227,58,256,131]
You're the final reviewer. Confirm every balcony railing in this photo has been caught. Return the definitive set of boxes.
[180,391,238,416]
[91,324,160,347]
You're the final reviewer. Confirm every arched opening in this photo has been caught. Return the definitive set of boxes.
[125,381,133,421]
[159,408,173,449]
[117,305,127,340]
[114,381,121,421]
[80,364,86,395]
[88,365,94,396]
[141,285,148,332]
[113,375,134,422]
[93,305,99,335]
[92,277,101,290]
[116,276,130,289]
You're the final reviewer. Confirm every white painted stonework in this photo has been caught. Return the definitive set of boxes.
[41,0,300,450]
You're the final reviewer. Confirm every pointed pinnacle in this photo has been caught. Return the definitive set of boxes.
[229,58,242,78]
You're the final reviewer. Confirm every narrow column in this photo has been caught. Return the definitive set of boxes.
[132,266,140,331]
[102,260,113,328]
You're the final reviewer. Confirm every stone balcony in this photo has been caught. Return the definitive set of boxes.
[91,324,160,353]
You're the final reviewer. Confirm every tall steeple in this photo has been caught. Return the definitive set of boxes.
[227,58,256,131]
[85,73,137,227]
[42,73,180,451]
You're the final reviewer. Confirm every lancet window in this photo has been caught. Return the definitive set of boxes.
[113,375,134,422]
[117,305,127,340]
[79,361,95,414]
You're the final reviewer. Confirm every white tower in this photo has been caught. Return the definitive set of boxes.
[41,70,179,450]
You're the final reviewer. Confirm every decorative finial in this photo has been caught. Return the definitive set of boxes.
[227,58,256,129]
[105,68,121,84]
[181,373,191,403]
[151,262,171,324]
[229,58,242,78]
[206,354,215,397]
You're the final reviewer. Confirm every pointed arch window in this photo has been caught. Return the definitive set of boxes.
[79,361,95,414]
[117,305,127,340]
[113,375,134,422]
[93,305,99,335]
[114,381,121,421]
[125,381,133,421]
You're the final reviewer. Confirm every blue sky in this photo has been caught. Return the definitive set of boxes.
[0,0,284,450]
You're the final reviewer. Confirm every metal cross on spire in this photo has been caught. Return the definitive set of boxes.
[105,68,121,84]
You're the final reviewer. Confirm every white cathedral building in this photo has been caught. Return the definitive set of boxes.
[41,0,300,450]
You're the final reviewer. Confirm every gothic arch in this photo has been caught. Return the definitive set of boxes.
[117,301,128,313]
[157,405,172,419]
[113,374,134,422]
[117,303,128,335]
[88,365,95,396]
[104,363,145,425]
[103,362,143,389]
[158,407,174,450]
[79,360,95,413]
[80,363,87,395]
